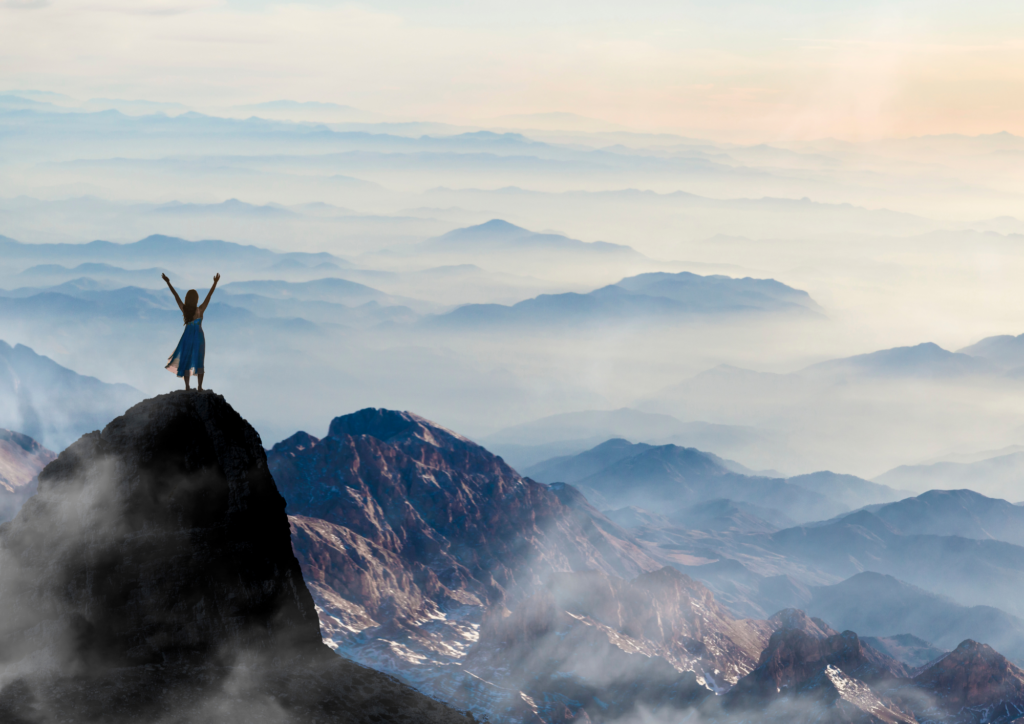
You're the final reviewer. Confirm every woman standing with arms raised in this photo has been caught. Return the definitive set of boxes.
[162,273,220,391]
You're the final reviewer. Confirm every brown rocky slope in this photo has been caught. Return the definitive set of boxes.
[0,428,54,521]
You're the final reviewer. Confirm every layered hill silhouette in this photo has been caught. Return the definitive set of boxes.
[876,453,1024,502]
[0,233,349,273]
[769,510,1024,619]
[527,438,906,515]
[435,270,820,327]
[422,219,644,258]
[0,339,143,450]
[862,489,1024,546]
[527,438,850,523]
[0,393,472,724]
[804,572,1024,666]
[486,408,767,470]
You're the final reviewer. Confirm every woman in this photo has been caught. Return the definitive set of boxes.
[163,273,220,391]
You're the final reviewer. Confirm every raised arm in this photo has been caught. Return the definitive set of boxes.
[162,273,184,311]
[199,273,221,312]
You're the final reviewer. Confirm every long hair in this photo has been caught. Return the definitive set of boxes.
[182,289,199,324]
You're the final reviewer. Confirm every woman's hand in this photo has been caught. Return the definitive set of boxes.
[213,273,221,284]
[162,273,170,283]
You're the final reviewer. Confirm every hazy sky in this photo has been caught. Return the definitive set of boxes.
[2,0,1023,141]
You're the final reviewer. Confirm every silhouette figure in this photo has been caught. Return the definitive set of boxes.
[163,273,220,391]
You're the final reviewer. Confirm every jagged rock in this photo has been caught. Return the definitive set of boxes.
[731,628,909,701]
[719,625,915,723]
[0,392,472,724]
[908,639,1024,723]
[272,409,659,613]
[273,408,664,722]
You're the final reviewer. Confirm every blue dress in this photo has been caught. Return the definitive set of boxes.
[166,318,205,377]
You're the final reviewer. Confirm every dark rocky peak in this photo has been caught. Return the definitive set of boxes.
[0,391,321,668]
[769,608,839,638]
[0,392,472,723]
[912,639,1024,713]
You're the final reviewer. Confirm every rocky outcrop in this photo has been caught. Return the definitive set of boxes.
[0,428,54,521]
[717,616,916,723]
[271,411,661,692]
[272,410,659,607]
[908,640,1024,723]
[0,392,472,724]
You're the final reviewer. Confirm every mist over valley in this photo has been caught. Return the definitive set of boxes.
[4,23,1024,721]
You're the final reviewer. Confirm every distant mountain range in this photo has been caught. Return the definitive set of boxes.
[860,489,1024,546]
[0,233,349,274]
[0,340,143,450]
[526,438,906,523]
[639,339,1024,476]
[958,331,1024,372]
[422,219,644,257]
[220,277,416,309]
[769,510,1024,619]
[434,269,820,328]
[803,341,992,378]
[876,452,1024,501]
[804,572,1024,666]
[486,407,772,470]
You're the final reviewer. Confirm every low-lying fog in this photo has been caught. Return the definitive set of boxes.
[2,95,1024,484]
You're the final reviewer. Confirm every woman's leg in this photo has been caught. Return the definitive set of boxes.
[183,370,191,390]
[197,371,204,391]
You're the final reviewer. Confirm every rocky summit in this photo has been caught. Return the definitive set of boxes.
[0,392,473,724]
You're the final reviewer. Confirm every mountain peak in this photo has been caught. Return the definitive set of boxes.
[768,608,839,638]
[914,637,1024,711]
[0,392,473,723]
[327,407,474,450]
[0,390,322,667]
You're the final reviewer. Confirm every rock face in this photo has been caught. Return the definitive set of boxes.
[271,410,659,660]
[0,428,54,521]
[0,392,472,724]
[268,407,1024,724]
[274,409,792,721]
[718,615,916,723]
[909,640,1024,723]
